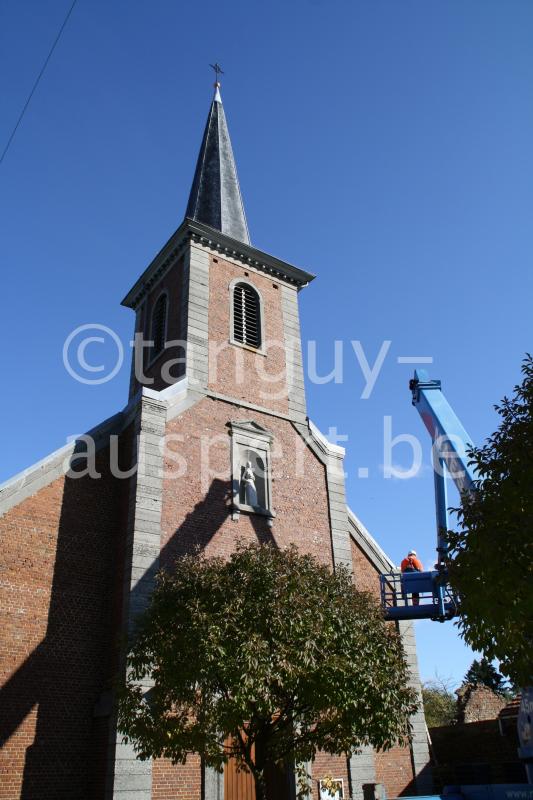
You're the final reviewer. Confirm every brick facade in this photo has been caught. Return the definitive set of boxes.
[152,755,203,800]
[160,397,333,566]
[350,535,418,797]
[206,256,290,416]
[0,442,132,799]
[131,255,188,395]
[455,684,507,724]
[0,219,430,798]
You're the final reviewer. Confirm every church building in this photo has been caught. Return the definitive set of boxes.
[0,79,431,800]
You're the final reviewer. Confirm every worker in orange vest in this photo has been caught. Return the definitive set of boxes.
[400,550,424,605]
[400,550,423,573]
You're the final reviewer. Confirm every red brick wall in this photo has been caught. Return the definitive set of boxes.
[133,256,187,394]
[374,748,416,798]
[152,755,202,800]
[207,256,290,415]
[152,753,351,800]
[456,684,506,723]
[153,395,333,796]
[350,540,416,797]
[0,442,132,800]
[159,396,332,566]
[0,398,421,800]
[153,407,420,799]
[131,250,295,414]
[311,753,350,800]
[351,539,381,599]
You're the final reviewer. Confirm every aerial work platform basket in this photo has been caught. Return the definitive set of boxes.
[380,569,457,621]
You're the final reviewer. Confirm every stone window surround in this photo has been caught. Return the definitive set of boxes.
[229,420,275,524]
[228,277,266,356]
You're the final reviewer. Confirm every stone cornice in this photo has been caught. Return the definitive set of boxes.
[121,233,189,310]
[121,218,315,309]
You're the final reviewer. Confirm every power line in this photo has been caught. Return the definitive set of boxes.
[0,0,79,166]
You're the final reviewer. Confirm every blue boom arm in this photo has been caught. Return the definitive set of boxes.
[380,370,477,622]
[384,372,533,785]
[409,369,477,563]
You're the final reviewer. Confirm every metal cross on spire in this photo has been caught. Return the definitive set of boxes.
[209,62,224,85]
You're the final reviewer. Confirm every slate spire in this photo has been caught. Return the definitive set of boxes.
[186,80,250,244]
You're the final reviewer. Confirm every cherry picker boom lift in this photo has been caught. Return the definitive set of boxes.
[380,370,533,787]
[379,369,477,622]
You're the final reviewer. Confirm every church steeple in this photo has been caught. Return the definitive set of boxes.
[185,76,251,245]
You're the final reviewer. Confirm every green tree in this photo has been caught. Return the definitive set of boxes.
[463,658,508,695]
[422,676,456,728]
[118,543,418,800]
[448,355,533,688]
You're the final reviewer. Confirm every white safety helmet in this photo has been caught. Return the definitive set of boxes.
[408,550,417,556]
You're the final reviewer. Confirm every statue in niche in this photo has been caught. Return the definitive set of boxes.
[241,460,258,507]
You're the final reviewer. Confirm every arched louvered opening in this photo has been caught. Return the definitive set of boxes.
[151,293,167,360]
[233,283,261,349]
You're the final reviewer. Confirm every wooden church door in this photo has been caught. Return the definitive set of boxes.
[224,755,255,800]
[224,761,294,800]
[223,737,294,800]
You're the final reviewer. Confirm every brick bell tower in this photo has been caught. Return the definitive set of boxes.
[123,77,312,425]
[111,76,432,800]
[0,76,431,800]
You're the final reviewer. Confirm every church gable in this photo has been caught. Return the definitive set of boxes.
[159,397,334,569]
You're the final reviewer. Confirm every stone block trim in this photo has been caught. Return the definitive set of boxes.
[347,508,395,575]
[204,764,224,800]
[349,745,377,800]
[121,218,314,311]
[186,244,210,390]
[281,284,307,422]
[397,620,433,795]
[129,304,144,399]
[348,510,432,796]
[107,395,167,800]
[293,419,352,571]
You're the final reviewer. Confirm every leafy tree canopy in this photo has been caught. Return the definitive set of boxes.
[463,658,508,696]
[118,543,418,799]
[422,676,457,728]
[448,355,533,688]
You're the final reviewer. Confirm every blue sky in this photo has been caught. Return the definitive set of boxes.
[1,0,532,688]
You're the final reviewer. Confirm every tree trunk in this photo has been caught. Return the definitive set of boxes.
[253,775,267,800]
[253,735,268,800]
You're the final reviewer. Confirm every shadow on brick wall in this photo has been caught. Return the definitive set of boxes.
[1,465,278,798]
[0,446,128,799]
[161,477,277,566]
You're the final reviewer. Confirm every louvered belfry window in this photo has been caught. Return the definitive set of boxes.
[151,293,167,359]
[233,283,261,349]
